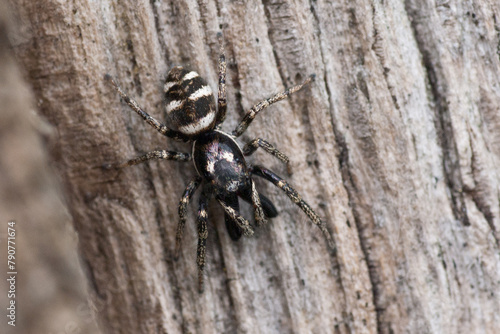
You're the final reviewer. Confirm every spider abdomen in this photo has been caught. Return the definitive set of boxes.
[193,130,249,196]
[164,66,217,136]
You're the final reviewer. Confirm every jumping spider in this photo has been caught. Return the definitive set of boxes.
[105,33,334,292]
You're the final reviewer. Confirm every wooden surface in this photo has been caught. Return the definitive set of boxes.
[0,1,100,333]
[6,0,500,333]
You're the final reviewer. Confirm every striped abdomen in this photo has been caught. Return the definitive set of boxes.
[164,66,216,136]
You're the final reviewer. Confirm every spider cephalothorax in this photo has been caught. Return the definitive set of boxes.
[105,33,334,292]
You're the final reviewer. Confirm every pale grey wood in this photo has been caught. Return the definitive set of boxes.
[0,1,101,333]
[7,0,500,333]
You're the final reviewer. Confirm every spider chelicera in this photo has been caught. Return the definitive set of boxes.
[105,33,334,292]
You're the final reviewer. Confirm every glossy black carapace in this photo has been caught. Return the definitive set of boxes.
[105,33,333,293]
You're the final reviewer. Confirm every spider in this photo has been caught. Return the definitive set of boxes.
[104,33,334,293]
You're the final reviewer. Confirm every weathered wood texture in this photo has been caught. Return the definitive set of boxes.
[7,0,500,333]
[0,1,101,333]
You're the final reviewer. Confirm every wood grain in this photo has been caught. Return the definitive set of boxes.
[6,0,500,333]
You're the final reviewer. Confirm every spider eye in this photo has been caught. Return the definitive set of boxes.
[164,67,216,136]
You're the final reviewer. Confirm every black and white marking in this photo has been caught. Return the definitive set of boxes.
[164,67,217,136]
[105,33,330,293]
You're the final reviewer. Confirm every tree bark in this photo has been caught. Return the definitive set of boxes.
[6,0,500,333]
[0,1,100,333]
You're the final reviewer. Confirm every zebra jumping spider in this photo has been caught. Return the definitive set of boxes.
[104,33,334,293]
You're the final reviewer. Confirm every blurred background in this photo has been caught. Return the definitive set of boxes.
[0,1,100,332]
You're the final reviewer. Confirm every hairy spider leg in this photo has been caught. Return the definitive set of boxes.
[215,32,227,126]
[104,150,191,170]
[248,180,267,226]
[217,198,254,237]
[251,165,335,249]
[221,193,242,241]
[232,74,315,138]
[228,180,268,228]
[196,190,210,293]
[225,189,279,241]
[105,74,188,142]
[254,192,278,218]
[243,138,293,175]
[176,176,202,259]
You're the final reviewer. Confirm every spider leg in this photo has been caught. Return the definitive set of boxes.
[232,74,315,138]
[215,32,227,127]
[221,194,243,241]
[196,189,210,293]
[250,165,335,249]
[217,197,254,237]
[175,176,202,259]
[243,138,292,174]
[103,150,190,169]
[256,192,278,218]
[105,74,188,142]
[239,179,267,226]
[240,189,278,219]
